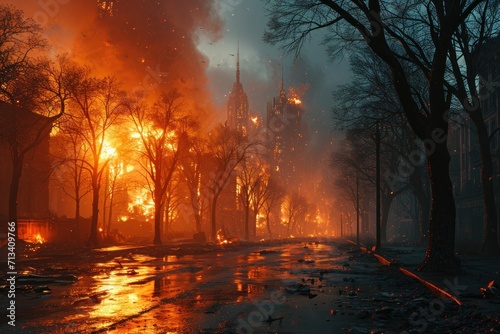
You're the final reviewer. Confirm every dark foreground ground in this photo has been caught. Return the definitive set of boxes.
[1,238,499,333]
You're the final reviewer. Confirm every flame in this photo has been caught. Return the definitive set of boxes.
[287,84,309,106]
[216,229,231,245]
[251,116,259,125]
[128,188,155,220]
[101,140,117,160]
[33,233,45,244]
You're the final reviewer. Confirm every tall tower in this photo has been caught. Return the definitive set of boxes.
[227,44,249,135]
[266,68,305,191]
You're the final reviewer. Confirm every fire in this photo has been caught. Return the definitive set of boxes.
[101,140,117,160]
[287,84,309,106]
[128,188,155,220]
[251,116,259,125]
[33,233,45,244]
[216,229,231,245]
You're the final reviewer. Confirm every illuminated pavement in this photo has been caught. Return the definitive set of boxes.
[4,240,498,333]
[1,240,380,333]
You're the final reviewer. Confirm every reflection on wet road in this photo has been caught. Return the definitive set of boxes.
[2,239,379,333]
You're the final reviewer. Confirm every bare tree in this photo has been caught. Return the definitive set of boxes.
[282,192,308,237]
[332,49,431,244]
[0,4,45,229]
[179,134,208,233]
[126,91,190,245]
[0,6,73,230]
[249,162,272,239]
[261,178,284,239]
[237,156,268,240]
[446,2,500,255]
[51,120,91,225]
[264,0,487,272]
[67,72,125,248]
[206,124,254,241]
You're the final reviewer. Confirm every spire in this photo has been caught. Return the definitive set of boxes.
[279,58,286,104]
[236,40,240,84]
[281,59,284,91]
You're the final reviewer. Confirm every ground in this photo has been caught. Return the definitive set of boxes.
[1,238,499,333]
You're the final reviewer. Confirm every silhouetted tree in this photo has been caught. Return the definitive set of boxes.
[0,5,73,230]
[68,72,125,248]
[179,134,208,233]
[206,124,255,241]
[261,178,284,238]
[264,0,487,272]
[126,90,191,246]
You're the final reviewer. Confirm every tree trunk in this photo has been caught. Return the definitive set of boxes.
[475,122,499,255]
[210,194,219,241]
[380,196,393,244]
[413,165,430,246]
[153,201,162,245]
[75,194,81,225]
[253,210,257,239]
[417,141,459,273]
[107,192,114,236]
[89,178,100,248]
[244,205,249,240]
[194,212,202,233]
[190,189,202,233]
[266,212,272,238]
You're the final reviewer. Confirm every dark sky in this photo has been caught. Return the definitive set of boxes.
[200,0,352,148]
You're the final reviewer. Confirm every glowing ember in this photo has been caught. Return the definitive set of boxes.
[251,116,259,125]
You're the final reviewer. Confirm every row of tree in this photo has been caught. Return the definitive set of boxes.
[264,0,500,272]
[0,4,322,247]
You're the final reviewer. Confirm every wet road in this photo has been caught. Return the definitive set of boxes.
[1,239,379,333]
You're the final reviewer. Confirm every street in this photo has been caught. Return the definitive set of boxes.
[2,239,379,333]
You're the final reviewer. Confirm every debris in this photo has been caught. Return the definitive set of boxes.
[17,274,78,284]
[285,283,311,295]
[34,285,51,294]
[264,315,283,325]
[481,280,500,298]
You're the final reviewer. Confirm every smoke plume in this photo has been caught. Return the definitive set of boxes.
[2,0,224,120]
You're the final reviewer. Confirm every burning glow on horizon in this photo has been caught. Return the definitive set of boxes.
[29,233,45,244]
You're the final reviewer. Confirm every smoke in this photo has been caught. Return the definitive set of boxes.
[3,0,224,121]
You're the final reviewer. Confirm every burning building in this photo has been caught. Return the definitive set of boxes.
[266,82,306,192]
[226,46,249,135]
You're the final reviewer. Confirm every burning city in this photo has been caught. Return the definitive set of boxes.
[0,1,500,333]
